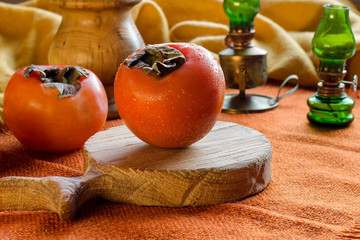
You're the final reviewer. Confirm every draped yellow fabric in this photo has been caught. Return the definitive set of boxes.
[0,0,359,125]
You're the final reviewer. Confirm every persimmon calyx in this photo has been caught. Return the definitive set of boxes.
[24,64,89,98]
[124,45,186,77]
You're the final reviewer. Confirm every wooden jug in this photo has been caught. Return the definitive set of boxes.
[48,0,145,119]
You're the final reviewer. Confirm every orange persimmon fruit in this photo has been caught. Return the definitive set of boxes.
[3,65,108,152]
[114,43,225,148]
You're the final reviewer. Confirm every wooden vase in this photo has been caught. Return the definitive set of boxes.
[48,0,145,119]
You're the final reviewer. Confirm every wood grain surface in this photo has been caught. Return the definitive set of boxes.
[0,121,272,220]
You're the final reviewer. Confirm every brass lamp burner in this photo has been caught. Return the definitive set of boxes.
[316,69,357,98]
[225,27,255,48]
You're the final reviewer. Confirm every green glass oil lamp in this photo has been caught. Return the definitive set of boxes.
[307,4,357,127]
[219,0,274,113]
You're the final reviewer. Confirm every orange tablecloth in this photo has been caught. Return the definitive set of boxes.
[1,82,360,239]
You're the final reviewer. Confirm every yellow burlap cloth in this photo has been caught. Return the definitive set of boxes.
[0,0,360,126]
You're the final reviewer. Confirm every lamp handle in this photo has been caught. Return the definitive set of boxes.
[271,75,299,105]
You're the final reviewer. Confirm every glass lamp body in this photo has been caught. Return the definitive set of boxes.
[308,4,356,127]
[223,0,260,31]
[312,4,355,72]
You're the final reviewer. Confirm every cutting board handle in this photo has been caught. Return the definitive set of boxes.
[0,167,103,220]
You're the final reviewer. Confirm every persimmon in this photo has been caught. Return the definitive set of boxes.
[3,65,108,152]
[114,43,225,148]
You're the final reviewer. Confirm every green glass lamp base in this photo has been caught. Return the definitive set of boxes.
[307,112,354,127]
[307,94,355,127]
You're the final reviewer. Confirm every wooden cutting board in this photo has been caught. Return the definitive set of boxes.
[0,121,272,220]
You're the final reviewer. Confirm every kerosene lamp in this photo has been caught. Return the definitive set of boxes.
[307,4,357,127]
[219,0,274,113]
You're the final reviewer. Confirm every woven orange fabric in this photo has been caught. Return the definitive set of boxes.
[1,82,360,239]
